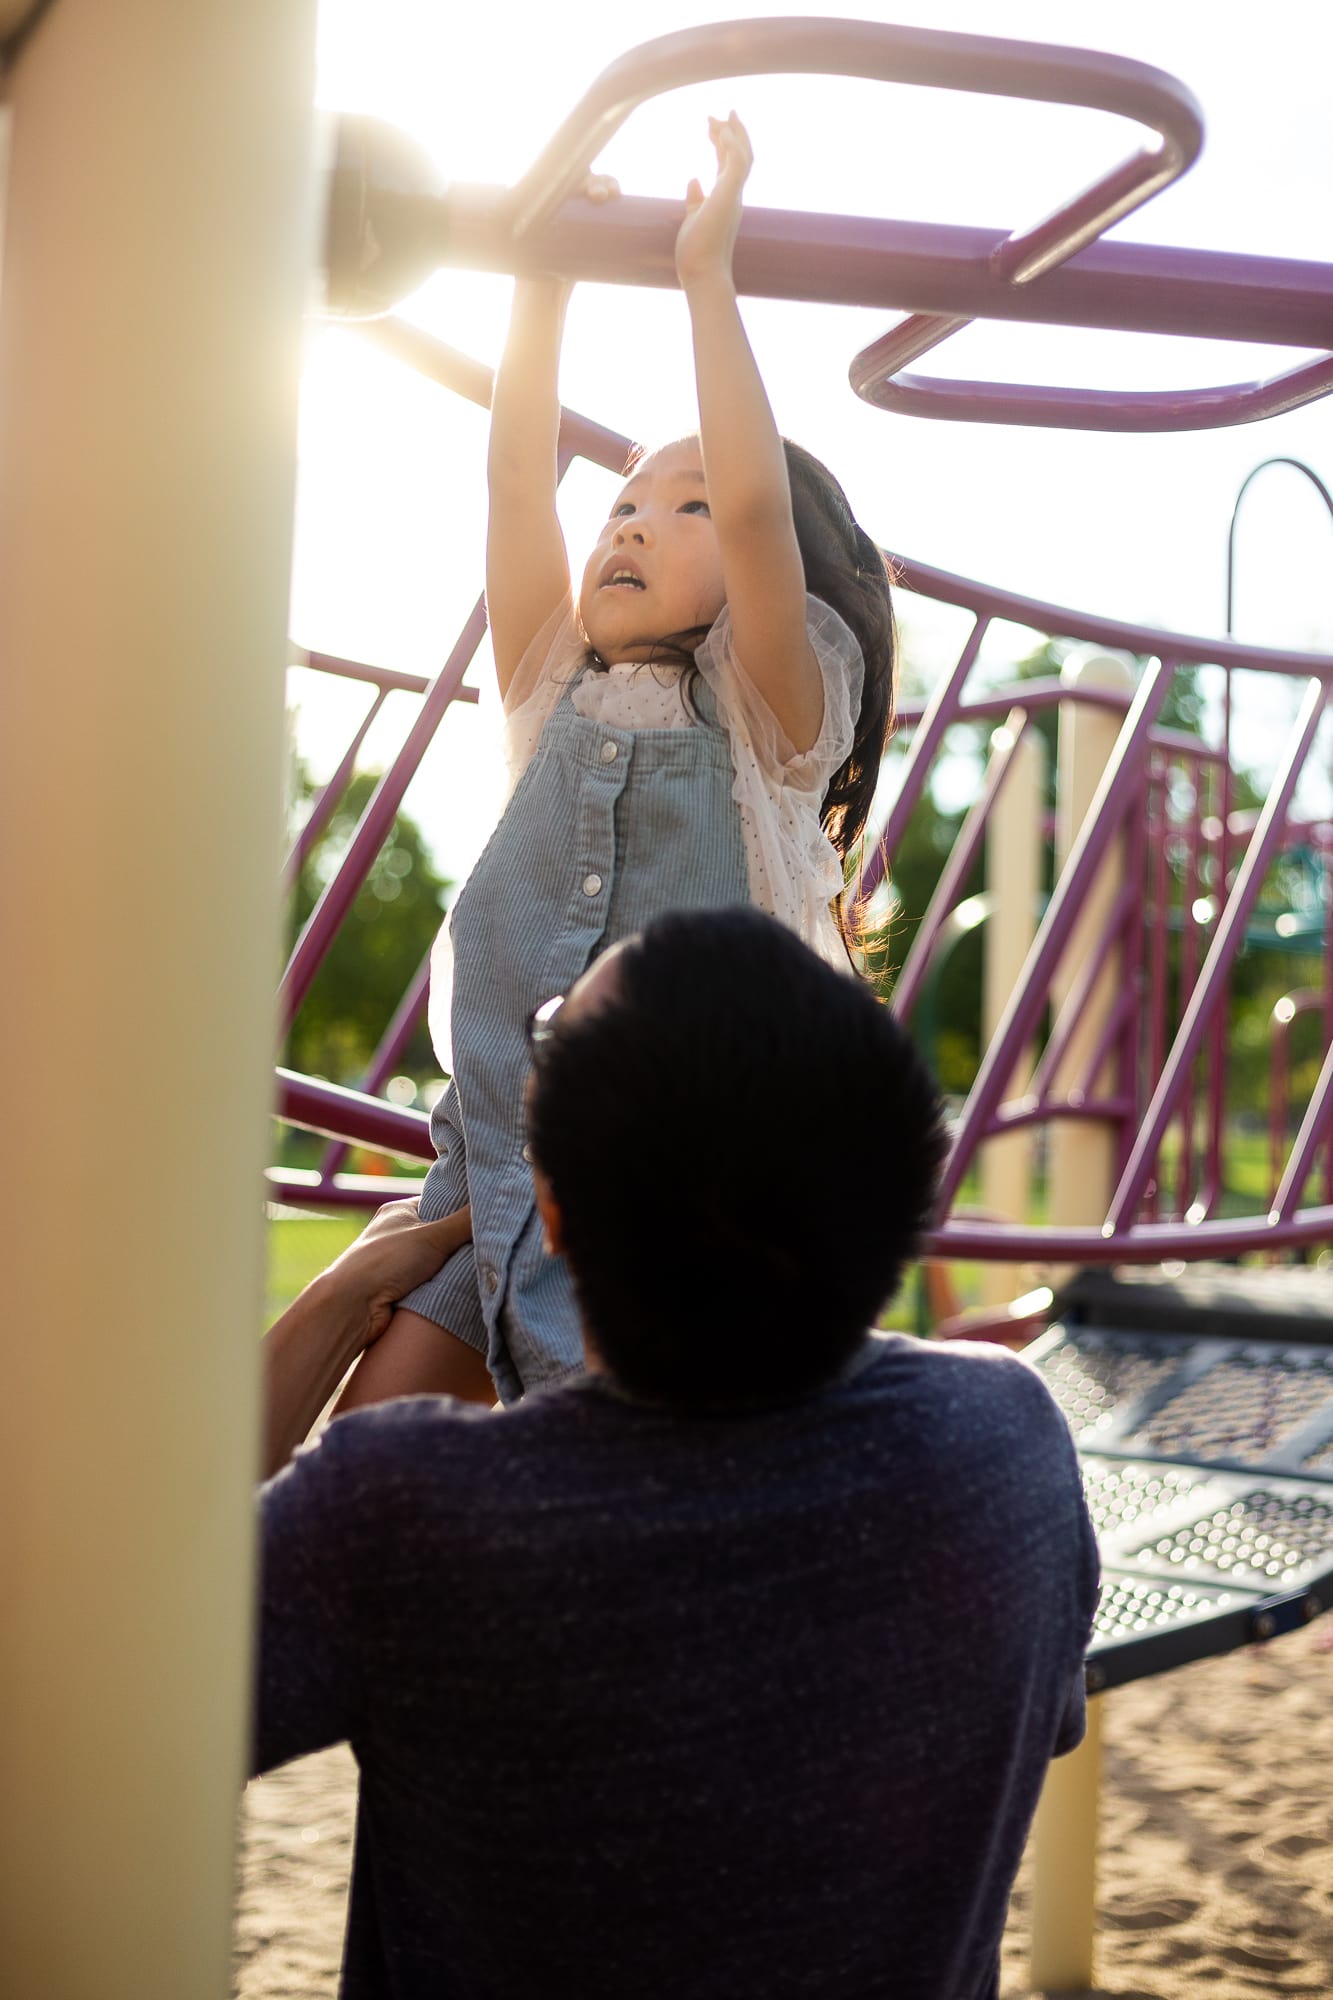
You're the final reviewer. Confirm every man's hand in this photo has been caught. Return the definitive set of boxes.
[261,1201,473,1480]
[674,113,752,295]
[325,1201,473,1349]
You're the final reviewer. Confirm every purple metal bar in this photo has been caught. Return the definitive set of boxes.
[501,22,1202,247]
[1076,982,1139,1107]
[280,598,487,1033]
[492,18,1221,433]
[990,1095,1136,1138]
[1272,1024,1333,1224]
[894,682,1227,760]
[925,1206,1333,1263]
[1116,757,1151,1184]
[1105,678,1330,1233]
[439,182,1333,356]
[276,1068,433,1160]
[890,706,1029,1024]
[1027,878,1138,1103]
[361,318,633,475]
[315,949,434,1185]
[859,617,988,902]
[1145,758,1168,1219]
[284,686,388,888]
[894,677,1128,728]
[299,647,455,699]
[891,555,1333,677]
[1325,824,1333,1208]
[938,658,1174,1210]
[1175,754,1206,1212]
[1200,741,1232,1218]
[856,354,1333,434]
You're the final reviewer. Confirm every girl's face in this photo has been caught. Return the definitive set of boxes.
[578,440,726,664]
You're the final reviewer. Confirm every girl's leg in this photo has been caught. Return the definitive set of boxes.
[332,1306,496,1413]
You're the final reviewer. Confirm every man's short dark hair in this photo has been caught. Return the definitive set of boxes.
[526,908,949,1410]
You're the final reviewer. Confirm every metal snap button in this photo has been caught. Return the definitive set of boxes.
[600,740,618,762]
[582,872,603,896]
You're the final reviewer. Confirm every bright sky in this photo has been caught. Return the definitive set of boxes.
[292,0,1333,883]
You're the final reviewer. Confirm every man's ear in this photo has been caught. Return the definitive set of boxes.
[533,1166,566,1257]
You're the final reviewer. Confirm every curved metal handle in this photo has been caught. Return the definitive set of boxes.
[504,18,1204,247]
[851,347,1333,432]
[503,19,1273,430]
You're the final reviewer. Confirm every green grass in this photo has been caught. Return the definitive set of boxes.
[265,1212,363,1327]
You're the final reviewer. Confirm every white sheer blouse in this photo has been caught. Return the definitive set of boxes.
[503,591,864,973]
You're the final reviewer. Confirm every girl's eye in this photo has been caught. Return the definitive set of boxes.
[611,502,635,519]
[680,499,711,516]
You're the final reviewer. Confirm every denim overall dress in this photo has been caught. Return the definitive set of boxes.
[399,669,748,1403]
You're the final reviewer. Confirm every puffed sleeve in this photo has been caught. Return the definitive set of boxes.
[500,596,588,800]
[694,594,864,972]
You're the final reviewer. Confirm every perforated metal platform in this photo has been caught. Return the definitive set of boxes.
[1026,1267,1333,1690]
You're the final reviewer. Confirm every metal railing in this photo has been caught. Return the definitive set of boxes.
[278,21,1333,1261]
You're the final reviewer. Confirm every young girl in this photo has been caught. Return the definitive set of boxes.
[336,113,897,1410]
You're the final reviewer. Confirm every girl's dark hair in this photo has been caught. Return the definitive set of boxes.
[780,439,897,875]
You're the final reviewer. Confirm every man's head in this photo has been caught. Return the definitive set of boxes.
[526,909,949,1411]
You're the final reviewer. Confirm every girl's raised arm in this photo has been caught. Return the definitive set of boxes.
[676,116,823,753]
[486,277,574,699]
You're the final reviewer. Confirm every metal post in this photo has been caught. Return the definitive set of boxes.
[1029,647,1135,1992]
[979,721,1045,1305]
[0,5,316,1997]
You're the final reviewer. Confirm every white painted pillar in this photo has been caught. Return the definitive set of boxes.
[978,720,1045,1306]
[1028,647,1135,1992]
[0,6,316,1997]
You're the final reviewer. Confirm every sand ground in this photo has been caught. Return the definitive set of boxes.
[235,1620,1333,1999]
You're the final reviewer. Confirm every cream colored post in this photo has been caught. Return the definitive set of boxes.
[1028,647,1135,1992]
[0,6,316,1998]
[978,721,1045,1306]
[1044,650,1137,1247]
[1029,1696,1105,1990]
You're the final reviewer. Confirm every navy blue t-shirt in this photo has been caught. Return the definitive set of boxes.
[255,1334,1098,1999]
